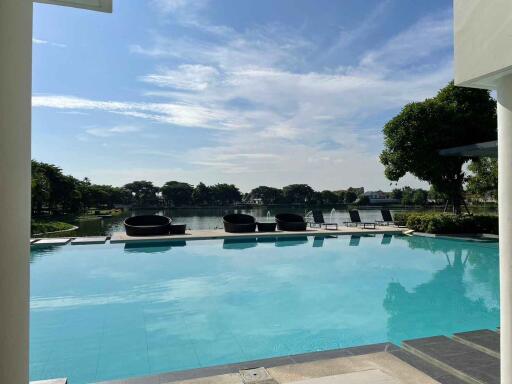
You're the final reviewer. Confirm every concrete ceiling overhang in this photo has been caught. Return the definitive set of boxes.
[439,141,497,158]
[34,0,112,13]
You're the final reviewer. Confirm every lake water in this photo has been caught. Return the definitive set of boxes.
[46,205,497,238]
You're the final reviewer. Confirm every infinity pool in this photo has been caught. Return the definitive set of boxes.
[30,234,499,383]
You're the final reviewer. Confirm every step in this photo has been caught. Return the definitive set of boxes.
[402,336,499,384]
[453,330,500,358]
[391,350,467,384]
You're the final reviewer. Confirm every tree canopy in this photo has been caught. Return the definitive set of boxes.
[282,184,315,203]
[466,158,498,201]
[249,186,284,204]
[380,82,496,212]
[161,181,194,206]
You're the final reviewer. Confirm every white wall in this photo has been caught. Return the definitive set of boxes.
[0,1,33,382]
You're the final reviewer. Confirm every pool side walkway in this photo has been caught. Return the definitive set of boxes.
[95,343,438,384]
[30,226,406,245]
[109,226,405,244]
[90,329,500,384]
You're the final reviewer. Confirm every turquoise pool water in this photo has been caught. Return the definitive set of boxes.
[30,235,499,383]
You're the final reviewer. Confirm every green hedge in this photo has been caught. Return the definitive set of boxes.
[394,212,498,234]
[31,220,75,235]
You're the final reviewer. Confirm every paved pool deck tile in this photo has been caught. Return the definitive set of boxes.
[290,370,399,384]
[403,336,499,384]
[453,329,500,358]
[71,236,108,245]
[32,238,71,246]
[267,351,437,384]
[110,227,404,244]
[97,343,401,384]
[390,350,467,384]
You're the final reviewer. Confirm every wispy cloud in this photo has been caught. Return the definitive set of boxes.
[33,37,67,48]
[33,94,237,130]
[140,64,220,91]
[85,125,142,137]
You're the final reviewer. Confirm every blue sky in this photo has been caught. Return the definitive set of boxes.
[32,0,453,192]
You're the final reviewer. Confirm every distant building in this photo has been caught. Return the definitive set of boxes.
[364,190,400,204]
[250,198,264,205]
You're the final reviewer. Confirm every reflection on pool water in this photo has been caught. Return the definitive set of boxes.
[30,235,499,383]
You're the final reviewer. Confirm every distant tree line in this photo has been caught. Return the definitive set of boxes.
[32,159,495,216]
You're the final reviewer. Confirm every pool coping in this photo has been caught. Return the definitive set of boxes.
[109,227,405,244]
[96,342,400,384]
[413,232,499,242]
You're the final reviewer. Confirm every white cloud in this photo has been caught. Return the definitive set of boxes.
[152,0,191,13]
[33,94,237,130]
[85,125,142,137]
[140,64,219,91]
[32,37,67,48]
[359,10,453,72]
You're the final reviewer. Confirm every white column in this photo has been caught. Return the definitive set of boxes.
[0,1,33,383]
[498,74,512,384]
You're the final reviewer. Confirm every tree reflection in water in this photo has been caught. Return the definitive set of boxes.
[384,236,499,343]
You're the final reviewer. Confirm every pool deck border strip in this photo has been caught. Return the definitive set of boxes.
[70,236,109,245]
[31,238,71,246]
[97,342,400,384]
[413,232,499,242]
[109,227,405,244]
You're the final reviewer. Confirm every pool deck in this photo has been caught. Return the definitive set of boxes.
[109,226,405,244]
[91,329,500,384]
[29,226,406,246]
[96,343,438,384]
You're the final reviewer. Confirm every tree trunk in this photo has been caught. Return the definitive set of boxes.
[452,194,462,214]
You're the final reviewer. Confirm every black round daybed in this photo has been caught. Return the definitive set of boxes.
[223,213,257,233]
[275,213,307,231]
[124,215,171,236]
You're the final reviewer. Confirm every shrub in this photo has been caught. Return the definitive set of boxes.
[395,212,498,234]
[31,220,75,235]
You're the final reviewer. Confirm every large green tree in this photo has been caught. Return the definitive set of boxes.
[282,184,315,204]
[123,180,159,207]
[249,186,284,204]
[380,82,496,213]
[192,182,211,205]
[161,181,194,206]
[209,183,242,205]
[466,158,498,201]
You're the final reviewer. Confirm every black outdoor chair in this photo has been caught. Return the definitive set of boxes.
[275,213,307,231]
[223,213,257,233]
[344,210,376,229]
[309,210,338,230]
[376,209,395,226]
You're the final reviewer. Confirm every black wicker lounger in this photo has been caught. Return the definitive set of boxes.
[223,213,257,233]
[275,213,307,231]
[344,210,376,229]
[309,210,338,230]
[124,215,171,236]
